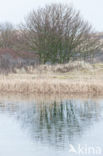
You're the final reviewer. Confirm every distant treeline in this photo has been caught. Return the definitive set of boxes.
[0,3,102,64]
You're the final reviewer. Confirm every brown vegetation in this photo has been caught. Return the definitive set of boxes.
[0,61,102,96]
[0,77,102,96]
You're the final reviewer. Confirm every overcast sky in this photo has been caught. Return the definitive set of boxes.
[0,0,102,32]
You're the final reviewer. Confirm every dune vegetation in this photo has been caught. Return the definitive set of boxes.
[0,4,102,97]
[0,61,103,96]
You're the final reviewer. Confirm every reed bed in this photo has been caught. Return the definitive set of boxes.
[0,78,102,96]
[0,61,102,96]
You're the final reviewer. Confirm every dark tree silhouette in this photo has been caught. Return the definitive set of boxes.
[22,4,101,63]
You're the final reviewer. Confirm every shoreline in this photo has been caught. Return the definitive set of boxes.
[0,61,103,97]
[0,78,103,96]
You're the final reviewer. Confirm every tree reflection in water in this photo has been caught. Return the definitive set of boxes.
[0,99,101,148]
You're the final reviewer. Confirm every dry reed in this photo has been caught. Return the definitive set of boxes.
[0,61,102,96]
[0,78,102,96]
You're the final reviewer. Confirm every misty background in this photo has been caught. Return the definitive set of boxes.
[0,0,102,31]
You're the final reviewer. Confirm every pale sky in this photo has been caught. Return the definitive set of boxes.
[0,0,102,32]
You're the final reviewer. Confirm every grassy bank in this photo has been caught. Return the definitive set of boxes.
[0,61,103,96]
[0,78,103,96]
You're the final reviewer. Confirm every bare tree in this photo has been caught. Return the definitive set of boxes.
[0,23,15,48]
[21,3,101,64]
[0,23,26,51]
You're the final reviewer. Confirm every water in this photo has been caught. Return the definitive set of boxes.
[0,98,103,156]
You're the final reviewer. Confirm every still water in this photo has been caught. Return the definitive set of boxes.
[0,98,103,156]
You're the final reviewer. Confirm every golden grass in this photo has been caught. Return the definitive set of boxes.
[0,76,102,96]
[0,61,103,96]
[26,61,93,74]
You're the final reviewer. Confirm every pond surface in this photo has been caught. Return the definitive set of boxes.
[0,98,103,156]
